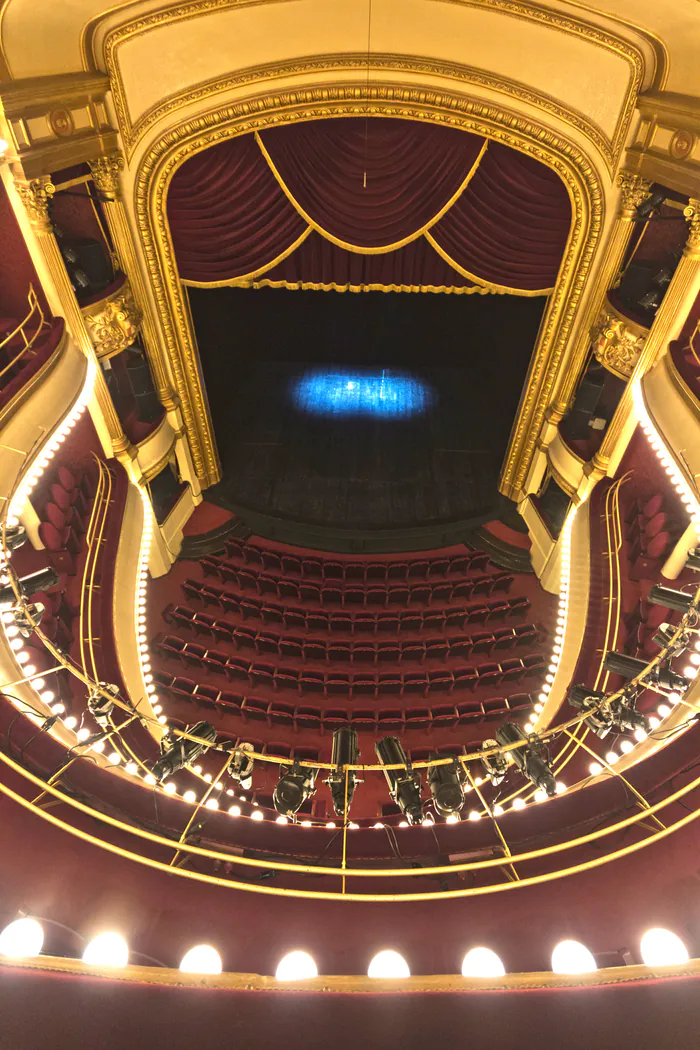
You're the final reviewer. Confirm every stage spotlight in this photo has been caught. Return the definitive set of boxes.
[87,682,121,730]
[686,548,700,572]
[151,721,216,783]
[495,723,556,798]
[273,763,317,819]
[652,622,691,652]
[428,757,466,817]
[375,736,424,826]
[649,584,696,614]
[603,651,691,696]
[635,190,666,220]
[568,685,613,738]
[480,739,508,785]
[226,741,254,791]
[327,726,360,816]
[0,566,60,606]
[2,524,27,552]
[4,601,45,638]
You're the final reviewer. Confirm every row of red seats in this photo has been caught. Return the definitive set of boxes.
[152,670,533,733]
[624,492,676,580]
[200,559,514,607]
[224,537,490,581]
[163,603,541,663]
[153,633,545,697]
[37,464,101,576]
[181,578,530,633]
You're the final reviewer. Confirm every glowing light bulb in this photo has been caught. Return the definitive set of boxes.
[276,950,318,981]
[589,762,603,776]
[461,947,506,978]
[551,940,597,975]
[125,762,138,775]
[108,751,121,765]
[445,813,460,824]
[228,805,241,817]
[82,932,128,968]
[163,781,176,795]
[250,809,264,821]
[179,945,222,974]
[276,815,288,824]
[204,798,219,810]
[468,810,481,821]
[640,928,689,967]
[64,716,78,731]
[512,798,526,811]
[0,917,44,959]
[368,950,410,979]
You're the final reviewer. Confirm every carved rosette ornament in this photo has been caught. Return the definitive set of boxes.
[590,303,649,379]
[683,199,700,258]
[15,177,56,233]
[616,170,652,218]
[81,277,142,358]
[89,153,125,197]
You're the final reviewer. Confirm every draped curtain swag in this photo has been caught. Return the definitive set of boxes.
[167,117,571,296]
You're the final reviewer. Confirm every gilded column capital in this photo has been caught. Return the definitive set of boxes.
[15,176,56,233]
[616,170,652,218]
[590,301,649,379]
[89,152,125,197]
[683,199,700,257]
[81,276,142,358]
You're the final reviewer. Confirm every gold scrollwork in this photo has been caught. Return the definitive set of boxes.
[683,199,700,258]
[132,84,603,492]
[81,278,142,359]
[89,152,125,197]
[616,170,652,217]
[590,303,648,379]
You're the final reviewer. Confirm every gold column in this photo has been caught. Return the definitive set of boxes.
[592,197,700,475]
[14,175,127,453]
[89,153,176,407]
[550,171,653,421]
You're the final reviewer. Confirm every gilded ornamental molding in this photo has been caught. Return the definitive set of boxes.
[616,171,652,217]
[590,300,649,380]
[89,152,125,197]
[683,199,700,258]
[132,84,603,491]
[81,276,142,359]
[15,176,55,233]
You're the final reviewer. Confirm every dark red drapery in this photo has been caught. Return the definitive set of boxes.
[166,117,571,294]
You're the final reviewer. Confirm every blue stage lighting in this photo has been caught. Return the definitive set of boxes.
[292,369,433,418]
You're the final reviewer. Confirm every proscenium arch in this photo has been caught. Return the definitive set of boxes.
[134,84,603,492]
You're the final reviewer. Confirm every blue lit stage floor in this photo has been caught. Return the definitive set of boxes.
[207,361,500,533]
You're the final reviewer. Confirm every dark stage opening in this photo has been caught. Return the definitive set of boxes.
[190,286,546,541]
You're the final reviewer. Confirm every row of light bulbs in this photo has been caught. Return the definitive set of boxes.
[0,917,691,977]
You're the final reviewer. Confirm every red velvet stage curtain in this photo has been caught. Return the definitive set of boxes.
[253,230,479,292]
[257,117,486,249]
[167,135,306,283]
[166,118,571,292]
[429,143,572,291]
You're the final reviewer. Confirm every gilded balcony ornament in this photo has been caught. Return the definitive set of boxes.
[81,276,142,359]
[15,177,56,233]
[683,199,700,258]
[89,153,125,197]
[616,171,652,218]
[590,302,649,379]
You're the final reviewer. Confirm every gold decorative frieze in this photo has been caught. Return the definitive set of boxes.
[81,276,142,359]
[590,299,649,379]
[683,199,700,258]
[627,92,700,200]
[0,72,118,180]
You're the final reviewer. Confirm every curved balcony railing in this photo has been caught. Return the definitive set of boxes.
[0,286,65,418]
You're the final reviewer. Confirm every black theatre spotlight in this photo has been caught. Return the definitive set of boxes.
[568,685,614,738]
[4,601,45,638]
[603,650,691,695]
[635,190,666,221]
[495,722,557,798]
[273,763,317,819]
[151,721,217,783]
[480,739,509,786]
[428,756,467,817]
[0,566,60,606]
[652,622,691,653]
[2,524,27,552]
[87,682,121,730]
[227,741,255,791]
[375,736,424,826]
[327,726,360,817]
[649,584,696,614]
[686,548,700,573]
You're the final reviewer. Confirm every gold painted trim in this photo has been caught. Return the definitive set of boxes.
[5,953,700,994]
[254,130,488,255]
[424,230,553,296]
[248,279,495,295]
[134,87,601,491]
[141,443,176,483]
[135,409,170,452]
[546,458,579,500]
[666,347,700,421]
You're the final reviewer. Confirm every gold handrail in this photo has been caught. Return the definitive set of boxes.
[78,458,109,676]
[0,285,47,382]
